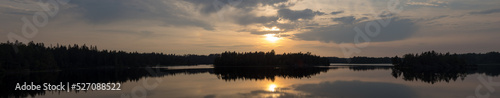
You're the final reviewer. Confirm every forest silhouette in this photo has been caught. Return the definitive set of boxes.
[391,51,476,69]
[214,50,330,67]
[389,51,500,84]
[0,41,217,71]
[2,41,499,72]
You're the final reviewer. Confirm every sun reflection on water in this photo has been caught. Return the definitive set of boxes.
[268,84,277,92]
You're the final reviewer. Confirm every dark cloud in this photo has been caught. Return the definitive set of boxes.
[185,0,290,14]
[278,8,326,21]
[295,17,417,43]
[235,15,279,26]
[0,7,34,16]
[293,80,417,98]
[182,0,298,27]
[69,0,127,23]
[378,11,395,18]
[332,16,356,24]
[238,29,280,35]
[417,15,449,22]
[469,8,500,15]
[94,30,156,37]
[331,16,369,24]
[204,44,254,48]
[203,94,216,98]
[330,11,344,15]
[68,0,214,30]
[406,1,448,7]
[264,21,319,31]
[447,0,497,10]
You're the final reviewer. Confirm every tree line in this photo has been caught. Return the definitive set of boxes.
[327,56,392,64]
[213,50,330,67]
[328,52,500,64]
[0,41,217,71]
[391,51,477,69]
[2,41,498,71]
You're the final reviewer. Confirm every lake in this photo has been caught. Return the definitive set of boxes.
[2,64,500,98]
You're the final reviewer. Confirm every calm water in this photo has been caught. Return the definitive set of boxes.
[2,64,500,98]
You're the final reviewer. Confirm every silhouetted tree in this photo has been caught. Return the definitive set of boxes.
[213,50,329,67]
[326,57,392,64]
[0,41,217,71]
[391,51,478,71]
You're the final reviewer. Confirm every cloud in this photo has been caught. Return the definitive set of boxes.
[426,15,448,21]
[93,30,156,38]
[238,29,280,35]
[183,0,300,28]
[446,0,500,10]
[295,17,417,43]
[278,8,326,21]
[469,8,500,15]
[203,94,216,98]
[293,80,417,98]
[332,16,356,24]
[406,1,447,7]
[416,15,449,22]
[234,15,279,26]
[330,11,344,15]
[204,44,254,48]
[68,0,214,30]
[185,0,291,14]
[237,20,320,36]
[331,16,368,24]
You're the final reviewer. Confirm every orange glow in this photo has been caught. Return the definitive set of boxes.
[268,84,277,92]
[264,34,281,43]
[263,27,281,31]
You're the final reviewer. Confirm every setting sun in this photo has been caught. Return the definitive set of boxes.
[268,84,277,92]
[264,34,281,43]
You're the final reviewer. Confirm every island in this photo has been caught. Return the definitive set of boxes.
[391,51,477,70]
[213,50,330,67]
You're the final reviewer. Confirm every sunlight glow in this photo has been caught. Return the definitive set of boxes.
[264,34,281,43]
[263,27,281,31]
[268,84,277,92]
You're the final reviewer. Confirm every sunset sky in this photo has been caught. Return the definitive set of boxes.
[1,0,499,57]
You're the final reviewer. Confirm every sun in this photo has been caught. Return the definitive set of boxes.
[264,34,281,43]
[268,84,277,92]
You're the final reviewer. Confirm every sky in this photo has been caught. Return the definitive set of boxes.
[1,0,499,57]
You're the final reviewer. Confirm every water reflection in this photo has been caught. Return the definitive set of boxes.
[2,64,500,98]
[391,67,470,84]
[0,67,330,98]
[391,65,500,84]
[293,80,417,98]
[348,66,392,71]
[238,80,417,98]
[0,68,211,98]
[268,84,277,92]
[212,67,330,81]
[340,65,500,84]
